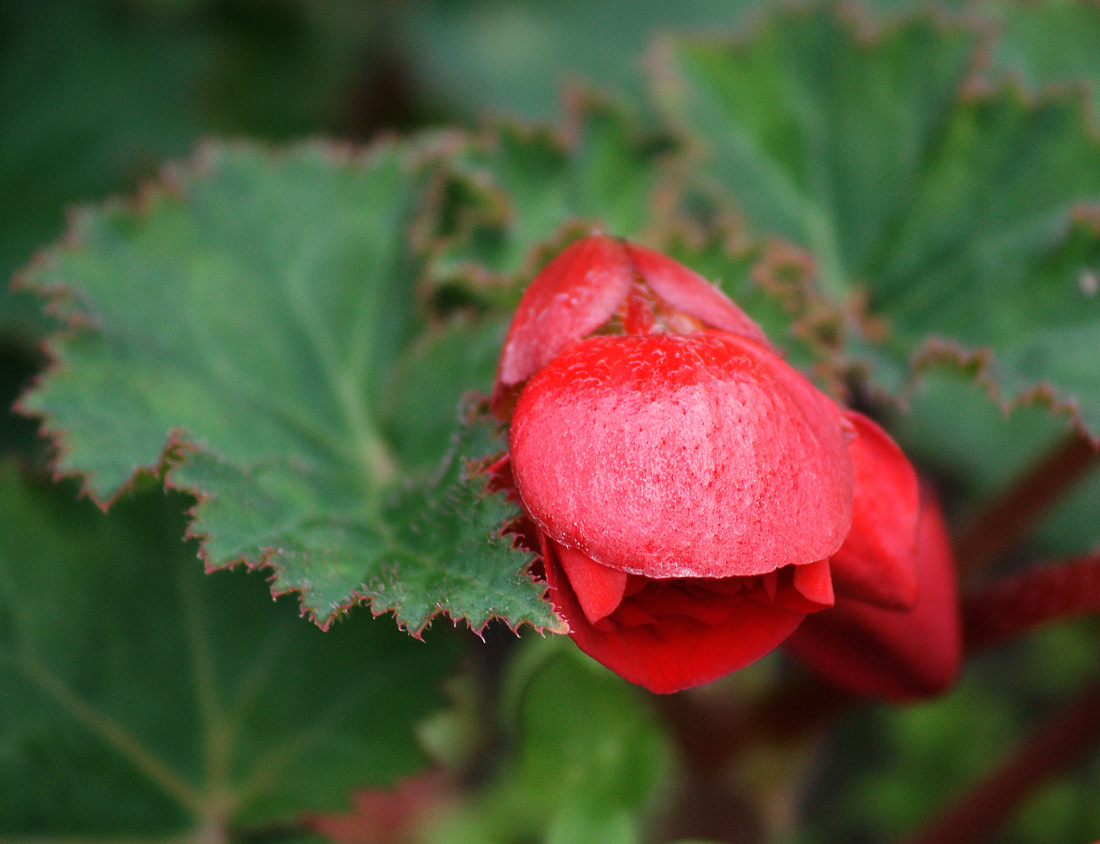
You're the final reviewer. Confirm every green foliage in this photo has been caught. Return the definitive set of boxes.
[0,463,458,835]
[989,0,1100,122]
[426,97,679,299]
[0,0,398,345]
[425,641,672,844]
[396,0,759,121]
[19,142,556,632]
[893,370,1100,555]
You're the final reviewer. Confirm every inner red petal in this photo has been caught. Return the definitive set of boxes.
[792,559,834,608]
[554,542,629,625]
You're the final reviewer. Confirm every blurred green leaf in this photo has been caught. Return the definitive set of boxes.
[660,7,1100,439]
[19,141,558,633]
[0,0,200,342]
[382,315,509,471]
[396,0,761,121]
[514,648,670,816]
[657,8,981,299]
[426,642,671,844]
[0,462,458,835]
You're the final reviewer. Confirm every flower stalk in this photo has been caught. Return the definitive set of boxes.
[956,432,1099,575]
[901,676,1100,844]
[963,552,1100,651]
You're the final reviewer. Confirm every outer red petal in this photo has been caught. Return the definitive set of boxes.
[491,235,633,417]
[542,538,807,694]
[828,411,920,610]
[785,491,963,701]
[623,241,770,347]
[510,332,853,578]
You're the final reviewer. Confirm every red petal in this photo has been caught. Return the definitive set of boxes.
[785,491,963,701]
[829,412,920,610]
[543,541,806,694]
[491,235,632,417]
[762,559,834,614]
[510,332,853,578]
[624,242,771,347]
[793,558,835,607]
[553,540,628,625]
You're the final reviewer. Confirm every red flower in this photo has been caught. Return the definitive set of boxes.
[493,235,960,695]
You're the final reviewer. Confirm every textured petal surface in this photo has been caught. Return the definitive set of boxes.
[624,241,770,346]
[491,235,632,412]
[543,540,807,694]
[785,491,962,701]
[511,332,853,577]
[828,411,921,609]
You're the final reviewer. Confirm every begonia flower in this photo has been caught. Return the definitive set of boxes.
[492,234,960,695]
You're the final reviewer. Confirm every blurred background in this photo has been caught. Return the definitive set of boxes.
[0,0,775,335]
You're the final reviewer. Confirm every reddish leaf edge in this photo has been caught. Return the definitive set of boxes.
[841,200,1100,446]
[164,439,563,640]
[842,207,1100,450]
[910,335,1098,448]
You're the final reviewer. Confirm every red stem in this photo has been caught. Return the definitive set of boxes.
[900,676,1100,844]
[964,553,1100,651]
[956,432,1099,576]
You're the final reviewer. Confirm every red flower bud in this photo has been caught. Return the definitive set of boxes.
[785,490,963,701]
[829,411,921,610]
[494,235,959,695]
[491,236,769,419]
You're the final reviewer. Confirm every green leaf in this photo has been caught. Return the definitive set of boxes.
[382,315,511,472]
[660,7,1100,438]
[658,8,981,298]
[988,0,1100,124]
[513,647,671,818]
[424,640,671,844]
[19,141,557,633]
[395,1,761,122]
[426,95,679,300]
[176,415,559,633]
[0,462,458,835]
[891,370,1100,556]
